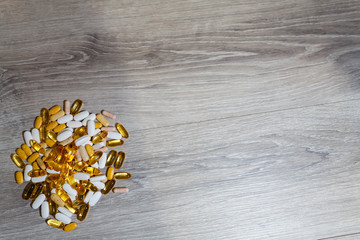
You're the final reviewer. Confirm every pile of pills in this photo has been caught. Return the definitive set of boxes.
[11,99,131,231]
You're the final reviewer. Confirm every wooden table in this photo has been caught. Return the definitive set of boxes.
[1,1,360,239]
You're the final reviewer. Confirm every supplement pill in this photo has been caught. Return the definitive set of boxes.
[24,131,33,146]
[63,222,77,232]
[55,212,71,225]
[96,114,109,127]
[32,194,46,209]
[46,219,65,229]
[41,201,49,219]
[74,111,89,121]
[89,192,102,206]
[57,130,72,142]
[57,114,73,124]
[64,100,71,115]
[15,171,24,184]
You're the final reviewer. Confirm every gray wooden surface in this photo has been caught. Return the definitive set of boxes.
[1,0,360,239]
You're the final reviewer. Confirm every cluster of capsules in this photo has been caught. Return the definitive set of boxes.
[10,99,131,232]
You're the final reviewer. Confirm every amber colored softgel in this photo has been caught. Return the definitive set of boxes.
[10,99,131,232]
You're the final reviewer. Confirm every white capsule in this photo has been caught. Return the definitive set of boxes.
[91,162,99,168]
[82,113,96,126]
[32,194,46,209]
[87,120,95,137]
[24,165,33,181]
[74,111,89,121]
[92,142,105,150]
[75,135,91,146]
[94,128,101,135]
[98,152,107,169]
[55,213,71,224]
[31,128,41,143]
[84,191,94,203]
[90,175,107,182]
[92,181,105,190]
[41,201,49,219]
[31,175,46,183]
[58,207,73,218]
[69,194,76,202]
[84,140,93,146]
[57,114,73,124]
[107,132,122,140]
[47,168,60,174]
[74,172,90,180]
[89,192,102,206]
[24,131,33,146]
[64,127,74,132]
[51,188,57,194]
[63,183,77,196]
[57,130,72,142]
[67,121,82,128]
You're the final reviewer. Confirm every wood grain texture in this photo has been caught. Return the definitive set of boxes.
[1,0,360,239]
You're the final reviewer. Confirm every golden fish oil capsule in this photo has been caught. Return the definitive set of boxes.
[32,162,40,170]
[27,152,40,163]
[36,157,46,170]
[43,181,51,198]
[49,105,61,115]
[77,184,86,195]
[30,140,45,154]
[85,144,94,157]
[96,114,109,127]
[70,99,83,115]
[50,110,65,121]
[77,203,90,221]
[92,131,108,144]
[30,183,43,199]
[48,199,57,216]
[28,169,47,177]
[94,122,102,129]
[40,142,47,149]
[57,189,72,204]
[115,123,129,138]
[74,161,87,172]
[46,219,65,229]
[106,150,117,167]
[63,222,77,232]
[34,116,42,129]
[106,139,124,147]
[16,148,27,160]
[85,167,101,176]
[101,179,115,194]
[46,121,58,131]
[114,152,125,169]
[22,182,35,200]
[21,144,33,156]
[39,126,47,143]
[54,123,66,133]
[65,203,78,214]
[106,167,114,180]
[11,153,25,169]
[40,108,49,125]
[114,172,132,179]
[15,171,24,184]
[89,183,98,192]
[66,175,78,189]
[45,138,56,147]
[88,151,103,165]
[47,131,57,142]
[73,126,86,140]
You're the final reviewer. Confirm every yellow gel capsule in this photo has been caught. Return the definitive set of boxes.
[15,171,24,184]
[32,162,40,170]
[77,203,90,221]
[85,144,94,157]
[66,175,78,189]
[45,138,56,147]
[11,153,25,169]
[114,172,132,179]
[65,203,78,214]
[43,181,51,198]
[39,126,47,143]
[106,139,124,147]
[40,142,47,149]
[16,148,27,160]
[40,108,49,125]
[48,200,57,216]
[106,150,117,167]
[115,123,129,138]
[57,190,72,204]
[101,179,116,194]
[50,110,65,122]
[114,152,125,169]
[54,123,66,133]
[63,222,77,232]
[34,116,42,129]
[30,183,43,199]
[28,169,47,177]
[106,167,115,180]
[85,167,101,176]
[73,126,86,140]
[27,152,40,163]
[49,105,61,115]
[46,219,65,229]
[77,184,86,195]
[22,182,35,200]
[21,144,32,156]
[89,183,98,192]
[30,140,45,154]
[70,99,83,115]
[92,131,108,144]
[74,161,87,171]
[96,114,109,127]
[94,122,102,129]
[46,121,58,131]
[88,151,103,165]
[47,131,57,142]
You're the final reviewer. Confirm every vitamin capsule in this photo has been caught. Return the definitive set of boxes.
[94,122,102,129]
[74,161,87,171]
[41,201,49,219]
[101,126,116,132]
[59,137,73,146]
[89,192,102,206]
[115,123,129,138]
[96,114,109,127]
[31,175,47,183]
[74,172,90,180]
[107,131,122,140]
[27,152,40,163]
[55,212,71,225]
[63,222,77,232]
[74,111,89,121]
[32,162,40,170]
[65,203,78,214]
[92,181,105,190]
[31,128,41,143]
[101,110,116,120]
[30,182,44,199]
[105,150,117,167]
[42,182,51,198]
[11,153,26,169]
[114,152,125,169]
[22,182,35,200]
[75,135,91,146]
[63,100,70,114]
[32,194,46,209]
[34,116,42,129]
[63,183,77,197]
[49,105,61,115]
[40,108,49,125]
[83,191,94,203]
[106,139,124,147]
[16,148,27,160]
[114,172,132,179]
[24,131,33,146]
[53,123,66,133]
[58,206,73,218]
[30,140,45,154]
[85,167,101,176]
[67,121,82,128]
[15,171,24,184]
[106,167,115,180]
[21,144,33,156]
[40,126,47,142]
[28,169,47,177]
[88,151,102,165]
[46,219,65,229]
[85,144,94,157]
[50,110,65,121]
[98,152,107,169]
[45,138,56,147]
[92,131,108,144]
[82,113,96,126]
[24,165,32,181]
[87,120,95,137]
[57,114,73,124]
[46,121,58,131]
[92,142,105,150]
[98,146,109,153]
[90,175,107,183]
[40,142,47,149]
[57,130,72,142]
[70,99,83,115]
[46,131,56,142]
[79,145,89,161]
[51,193,65,207]
[48,200,57,216]
[112,187,129,193]
[94,128,101,135]
[77,203,90,221]
[101,179,116,194]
